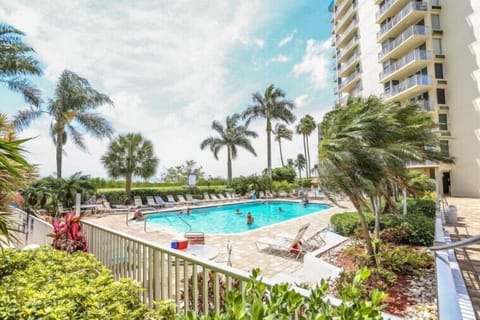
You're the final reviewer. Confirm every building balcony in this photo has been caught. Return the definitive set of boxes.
[339,69,361,93]
[336,19,358,48]
[337,36,359,63]
[378,25,429,63]
[335,3,357,34]
[335,0,353,20]
[383,74,433,102]
[406,160,439,168]
[418,100,434,112]
[377,1,428,43]
[376,0,410,23]
[338,51,361,77]
[379,49,431,82]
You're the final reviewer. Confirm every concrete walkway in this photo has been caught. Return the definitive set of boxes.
[444,197,480,320]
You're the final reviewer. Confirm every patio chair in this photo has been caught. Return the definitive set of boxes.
[146,196,163,208]
[215,240,233,267]
[209,193,220,201]
[185,194,200,205]
[184,231,205,245]
[154,196,174,208]
[258,191,266,199]
[216,193,228,201]
[133,196,147,208]
[255,223,310,259]
[103,201,131,214]
[166,194,181,205]
[202,192,212,202]
[279,226,328,251]
[176,194,188,205]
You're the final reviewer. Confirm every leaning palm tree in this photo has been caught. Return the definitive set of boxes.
[101,133,158,202]
[294,154,306,179]
[272,123,293,167]
[200,113,258,182]
[318,96,453,261]
[0,23,42,106]
[296,115,316,177]
[14,70,114,178]
[242,84,296,179]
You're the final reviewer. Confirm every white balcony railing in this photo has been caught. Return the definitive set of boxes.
[384,74,432,98]
[379,49,431,80]
[377,1,427,40]
[335,3,357,32]
[339,69,361,90]
[335,19,358,47]
[378,25,429,60]
[338,51,361,75]
[337,36,359,61]
[376,0,395,21]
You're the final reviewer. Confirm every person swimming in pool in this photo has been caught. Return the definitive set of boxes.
[278,207,284,212]
[246,212,254,225]
[235,208,242,215]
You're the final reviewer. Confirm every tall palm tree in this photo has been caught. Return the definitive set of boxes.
[318,96,452,260]
[242,84,296,179]
[286,158,295,168]
[101,133,158,202]
[296,115,316,178]
[0,23,42,106]
[294,154,306,179]
[272,123,293,167]
[14,70,114,178]
[200,113,258,182]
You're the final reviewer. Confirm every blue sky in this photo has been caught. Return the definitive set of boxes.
[1,1,335,179]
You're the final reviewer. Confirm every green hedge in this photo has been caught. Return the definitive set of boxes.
[101,187,234,205]
[0,247,172,319]
[406,199,436,218]
[330,212,375,236]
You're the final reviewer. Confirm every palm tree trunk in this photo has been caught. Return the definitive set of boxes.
[353,201,375,261]
[306,135,311,178]
[56,131,63,178]
[278,140,284,167]
[126,172,132,204]
[227,146,232,182]
[266,119,272,179]
[302,135,308,178]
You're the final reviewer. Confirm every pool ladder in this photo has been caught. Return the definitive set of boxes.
[175,213,192,232]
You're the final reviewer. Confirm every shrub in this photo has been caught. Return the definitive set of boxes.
[271,180,294,193]
[379,214,402,229]
[271,167,296,183]
[380,245,434,275]
[330,212,375,236]
[379,225,411,244]
[406,199,436,218]
[404,213,435,246]
[0,247,170,319]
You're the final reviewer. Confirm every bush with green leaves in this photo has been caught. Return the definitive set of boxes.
[405,199,436,218]
[271,180,294,193]
[404,213,435,246]
[330,212,375,236]
[0,246,172,319]
[179,268,386,320]
[271,166,296,183]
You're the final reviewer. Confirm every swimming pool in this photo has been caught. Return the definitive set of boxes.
[146,201,330,234]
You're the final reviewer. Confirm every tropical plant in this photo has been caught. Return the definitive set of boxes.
[271,166,296,183]
[200,113,258,182]
[162,160,205,184]
[318,96,452,260]
[242,84,296,179]
[294,153,306,179]
[296,114,316,177]
[101,133,158,202]
[14,70,114,178]
[286,158,295,168]
[0,23,42,106]
[272,123,293,167]
[49,211,88,252]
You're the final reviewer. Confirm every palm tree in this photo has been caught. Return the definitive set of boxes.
[0,23,42,106]
[200,114,258,182]
[286,158,295,168]
[242,84,296,179]
[101,133,158,202]
[14,70,114,178]
[318,96,453,260]
[294,154,306,179]
[272,123,293,167]
[296,115,316,178]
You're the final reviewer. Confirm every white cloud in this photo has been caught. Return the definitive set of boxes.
[255,38,265,48]
[271,54,289,63]
[294,94,309,108]
[292,39,330,89]
[278,29,297,47]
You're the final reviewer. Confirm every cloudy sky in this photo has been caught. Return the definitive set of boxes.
[1,1,335,180]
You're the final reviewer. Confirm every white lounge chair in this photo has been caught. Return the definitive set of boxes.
[256,223,310,259]
[279,226,328,251]
[154,196,174,208]
[166,194,181,206]
[133,196,147,208]
[185,194,200,205]
[258,191,266,199]
[176,194,188,205]
[146,196,163,208]
[215,240,233,267]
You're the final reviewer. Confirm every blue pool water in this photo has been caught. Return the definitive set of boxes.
[146,201,330,234]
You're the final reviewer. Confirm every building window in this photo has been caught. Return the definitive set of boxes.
[440,140,449,156]
[431,0,440,6]
[435,63,444,79]
[431,15,441,30]
[437,88,446,104]
[438,114,448,130]
[433,39,443,54]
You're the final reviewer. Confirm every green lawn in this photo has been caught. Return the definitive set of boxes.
[97,185,228,193]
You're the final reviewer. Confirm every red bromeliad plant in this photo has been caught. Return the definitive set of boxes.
[48,212,88,253]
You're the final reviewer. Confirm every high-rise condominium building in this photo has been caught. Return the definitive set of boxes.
[329,0,480,198]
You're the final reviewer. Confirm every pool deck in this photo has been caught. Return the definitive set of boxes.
[85,197,355,279]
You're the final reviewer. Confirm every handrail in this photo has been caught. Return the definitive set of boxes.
[431,234,480,251]
[176,213,193,232]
